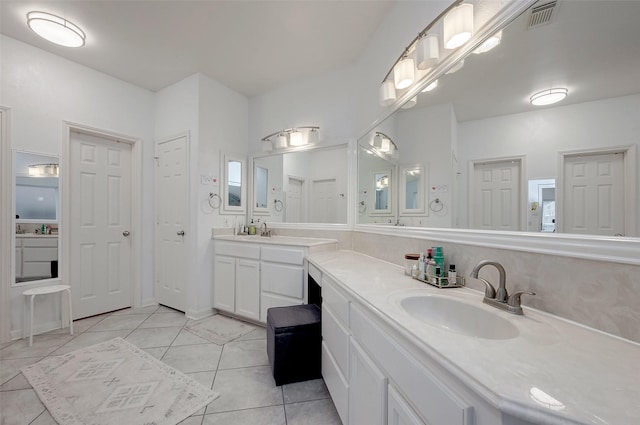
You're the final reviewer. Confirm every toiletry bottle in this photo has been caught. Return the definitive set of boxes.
[248,219,256,235]
[41,224,46,234]
[433,246,445,277]
[418,252,425,280]
[433,267,441,285]
[426,251,436,278]
[448,264,457,284]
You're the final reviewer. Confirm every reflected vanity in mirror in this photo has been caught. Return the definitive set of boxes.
[222,154,246,213]
[13,151,60,284]
[251,144,349,224]
[359,0,639,236]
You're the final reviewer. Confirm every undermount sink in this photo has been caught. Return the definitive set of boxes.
[399,295,520,340]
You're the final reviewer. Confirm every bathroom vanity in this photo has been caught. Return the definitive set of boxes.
[307,250,639,425]
[15,234,58,282]
[212,234,337,323]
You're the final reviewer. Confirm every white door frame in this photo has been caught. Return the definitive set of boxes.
[557,145,637,236]
[0,106,11,343]
[62,122,143,311]
[468,155,526,231]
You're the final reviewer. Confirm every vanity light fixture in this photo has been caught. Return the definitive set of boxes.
[27,11,86,47]
[393,55,415,89]
[261,127,320,151]
[473,30,502,54]
[444,3,474,49]
[28,163,59,177]
[416,33,440,70]
[371,132,398,157]
[379,79,397,106]
[261,140,274,152]
[530,88,568,106]
[422,79,439,92]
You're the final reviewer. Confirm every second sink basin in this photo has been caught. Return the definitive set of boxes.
[399,295,519,340]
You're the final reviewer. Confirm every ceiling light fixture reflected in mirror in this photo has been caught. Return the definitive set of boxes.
[422,79,439,92]
[473,30,502,54]
[28,163,59,177]
[530,88,568,106]
[27,11,86,47]
[444,3,474,49]
[370,132,399,158]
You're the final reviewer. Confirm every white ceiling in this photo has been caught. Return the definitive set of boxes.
[0,0,393,96]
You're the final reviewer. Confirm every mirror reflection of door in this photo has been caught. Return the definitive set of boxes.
[286,176,305,222]
[14,151,60,284]
[527,178,555,232]
[255,166,268,209]
[227,160,242,207]
[404,170,420,209]
[310,179,336,223]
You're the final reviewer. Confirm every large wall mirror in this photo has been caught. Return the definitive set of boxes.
[358,0,640,237]
[13,151,60,284]
[250,144,349,224]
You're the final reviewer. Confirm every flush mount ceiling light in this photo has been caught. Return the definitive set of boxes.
[394,56,415,90]
[27,11,86,47]
[379,80,397,106]
[422,79,439,93]
[261,127,320,151]
[444,3,474,49]
[473,30,502,54]
[28,163,59,177]
[530,88,568,106]
[416,33,440,70]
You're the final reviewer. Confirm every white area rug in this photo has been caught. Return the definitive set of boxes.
[21,337,219,425]
[185,314,255,345]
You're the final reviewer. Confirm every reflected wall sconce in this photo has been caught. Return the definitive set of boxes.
[473,30,502,54]
[444,3,474,49]
[422,79,438,92]
[28,163,59,177]
[416,33,440,70]
[530,88,568,106]
[371,132,399,157]
[394,55,415,89]
[261,126,320,151]
[27,11,86,47]
[401,96,417,109]
[380,80,397,106]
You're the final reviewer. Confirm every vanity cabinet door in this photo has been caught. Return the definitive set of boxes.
[235,259,260,320]
[388,385,426,425]
[349,338,388,425]
[213,255,235,312]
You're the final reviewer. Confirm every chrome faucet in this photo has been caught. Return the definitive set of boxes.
[260,221,272,237]
[470,260,535,315]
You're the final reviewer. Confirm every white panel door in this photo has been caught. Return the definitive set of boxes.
[471,160,521,231]
[311,179,337,223]
[286,177,304,222]
[563,152,625,235]
[70,132,132,319]
[155,136,188,312]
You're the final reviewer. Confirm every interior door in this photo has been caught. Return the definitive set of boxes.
[155,135,188,312]
[562,152,625,235]
[286,177,304,222]
[471,159,521,231]
[70,131,132,319]
[311,179,337,223]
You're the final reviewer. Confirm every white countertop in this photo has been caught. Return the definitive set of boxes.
[16,234,58,238]
[214,234,337,247]
[307,250,639,425]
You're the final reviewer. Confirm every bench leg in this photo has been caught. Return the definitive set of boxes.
[29,295,35,347]
[66,288,73,335]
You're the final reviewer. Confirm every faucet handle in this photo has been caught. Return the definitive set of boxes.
[478,278,497,299]
[507,291,536,308]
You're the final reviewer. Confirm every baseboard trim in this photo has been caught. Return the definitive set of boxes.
[185,308,214,321]
[141,298,157,307]
[10,319,64,341]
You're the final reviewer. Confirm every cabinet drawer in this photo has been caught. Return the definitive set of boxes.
[322,304,350,377]
[322,341,349,425]
[215,241,260,259]
[261,262,303,298]
[22,247,58,261]
[261,246,305,265]
[21,237,58,248]
[322,275,349,327]
[350,304,473,425]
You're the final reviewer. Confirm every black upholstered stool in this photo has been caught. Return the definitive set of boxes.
[266,304,321,386]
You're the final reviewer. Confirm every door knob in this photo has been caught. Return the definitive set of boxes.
[122,231,130,237]
[177,230,185,236]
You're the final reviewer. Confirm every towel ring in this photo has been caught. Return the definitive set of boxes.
[274,199,284,212]
[429,198,444,212]
[209,192,222,209]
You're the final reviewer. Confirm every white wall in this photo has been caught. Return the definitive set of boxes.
[457,94,640,231]
[1,35,155,337]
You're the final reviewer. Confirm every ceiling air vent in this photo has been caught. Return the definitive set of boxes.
[528,1,557,29]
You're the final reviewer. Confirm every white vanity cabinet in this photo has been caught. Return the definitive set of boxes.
[213,236,336,323]
[213,241,261,320]
[313,261,473,425]
[15,236,58,280]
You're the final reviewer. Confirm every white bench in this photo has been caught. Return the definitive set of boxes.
[23,284,73,346]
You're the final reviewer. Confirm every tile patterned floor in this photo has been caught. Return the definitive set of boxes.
[0,306,342,425]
